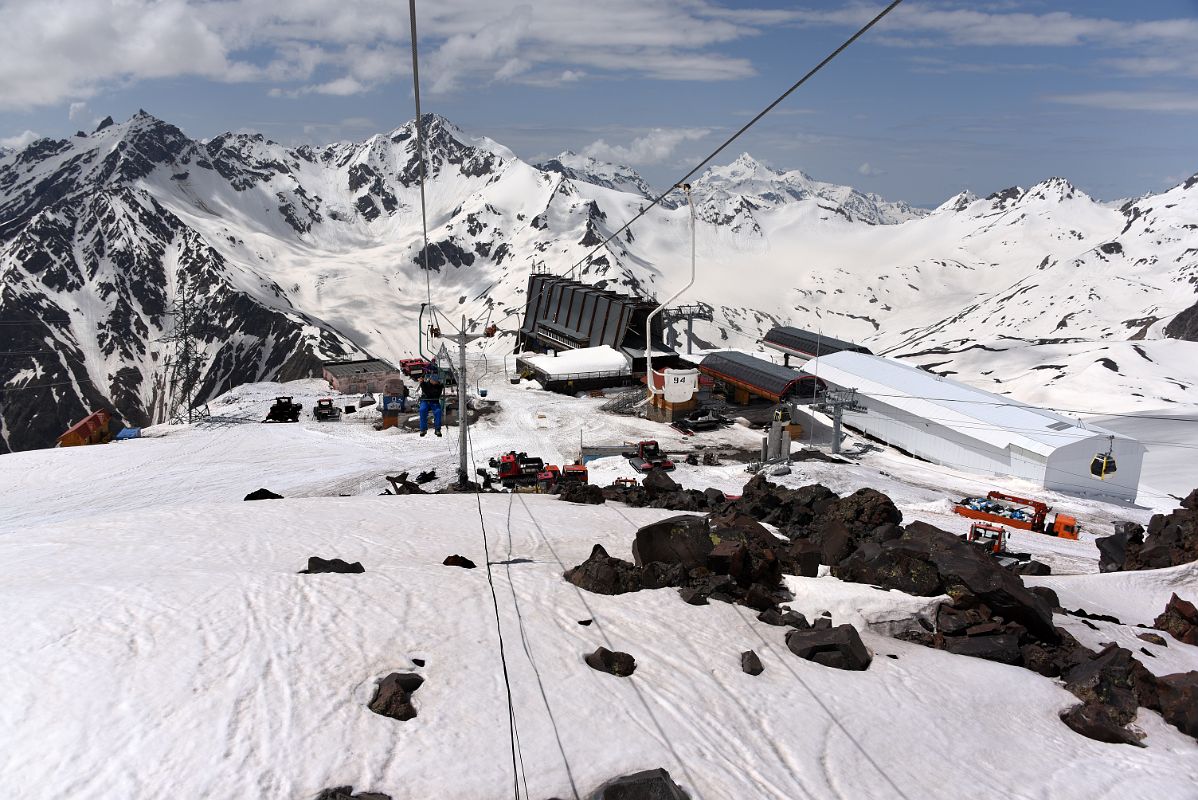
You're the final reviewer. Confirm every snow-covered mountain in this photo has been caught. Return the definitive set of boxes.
[537,151,655,199]
[1,111,1196,452]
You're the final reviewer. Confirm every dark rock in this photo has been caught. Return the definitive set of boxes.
[642,467,682,493]
[1069,608,1122,624]
[443,554,476,569]
[1013,560,1051,576]
[1153,592,1198,645]
[244,487,283,500]
[590,767,690,799]
[1137,632,1167,647]
[1060,703,1145,747]
[578,619,593,626]
[742,583,775,611]
[788,540,822,577]
[785,624,872,670]
[315,786,392,800]
[678,587,708,605]
[816,519,855,566]
[1096,522,1142,572]
[585,646,636,677]
[299,557,364,574]
[1155,671,1198,738]
[368,672,424,721]
[703,487,726,505]
[741,650,764,676]
[412,658,426,667]
[1141,647,1156,658]
[684,453,699,466]
[706,540,749,580]
[565,544,643,595]
[641,560,687,590]
[414,469,437,484]
[811,617,832,631]
[1063,644,1147,726]
[1029,586,1060,609]
[757,608,809,629]
[835,521,1057,641]
[770,465,791,477]
[632,515,713,569]
[1123,494,1198,570]
[559,482,606,504]
[943,633,1022,664]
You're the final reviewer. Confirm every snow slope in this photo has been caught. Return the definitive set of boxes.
[3,371,1198,798]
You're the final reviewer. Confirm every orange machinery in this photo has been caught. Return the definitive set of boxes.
[953,491,1078,540]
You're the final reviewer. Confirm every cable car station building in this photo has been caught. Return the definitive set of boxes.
[803,351,1145,502]
[516,275,680,382]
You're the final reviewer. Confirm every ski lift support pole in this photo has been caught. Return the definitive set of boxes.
[645,183,696,402]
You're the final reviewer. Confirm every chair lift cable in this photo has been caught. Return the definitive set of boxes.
[561,0,906,280]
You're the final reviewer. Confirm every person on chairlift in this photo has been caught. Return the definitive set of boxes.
[418,371,444,437]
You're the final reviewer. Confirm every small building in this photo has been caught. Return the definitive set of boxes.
[763,326,872,366]
[516,345,633,392]
[803,351,1145,502]
[58,410,113,447]
[698,351,825,405]
[322,358,405,394]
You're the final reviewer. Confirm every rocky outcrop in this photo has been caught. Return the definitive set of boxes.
[741,650,764,675]
[1154,593,1198,645]
[316,787,392,800]
[443,554,477,569]
[1098,491,1198,570]
[244,488,283,500]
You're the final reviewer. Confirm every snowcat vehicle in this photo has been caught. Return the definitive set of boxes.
[953,491,1078,540]
[264,396,302,423]
[488,451,547,489]
[964,522,1030,568]
[561,463,590,484]
[626,440,675,473]
[313,398,342,422]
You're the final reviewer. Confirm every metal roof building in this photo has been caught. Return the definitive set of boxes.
[517,275,661,354]
[803,351,1144,502]
[699,351,824,403]
[763,326,872,363]
[322,358,404,394]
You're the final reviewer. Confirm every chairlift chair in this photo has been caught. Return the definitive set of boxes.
[359,392,376,407]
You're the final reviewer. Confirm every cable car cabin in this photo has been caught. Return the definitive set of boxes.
[57,410,113,447]
[1090,453,1117,479]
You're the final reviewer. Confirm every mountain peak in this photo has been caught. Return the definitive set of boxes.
[94,116,115,133]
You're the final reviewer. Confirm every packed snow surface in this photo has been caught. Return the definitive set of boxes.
[2,371,1197,799]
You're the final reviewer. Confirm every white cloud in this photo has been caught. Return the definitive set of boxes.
[1045,91,1198,114]
[583,128,710,166]
[0,0,769,110]
[858,162,884,176]
[0,129,40,149]
[787,3,1198,78]
[68,102,89,121]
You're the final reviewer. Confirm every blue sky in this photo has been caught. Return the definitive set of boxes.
[1,0,1196,207]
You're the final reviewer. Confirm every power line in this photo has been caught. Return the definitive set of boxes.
[562,0,905,280]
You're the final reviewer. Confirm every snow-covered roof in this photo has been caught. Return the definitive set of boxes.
[803,352,1134,457]
[521,345,631,378]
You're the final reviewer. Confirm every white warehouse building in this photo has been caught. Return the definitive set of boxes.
[803,352,1145,502]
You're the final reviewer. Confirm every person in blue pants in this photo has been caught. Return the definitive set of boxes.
[417,372,444,436]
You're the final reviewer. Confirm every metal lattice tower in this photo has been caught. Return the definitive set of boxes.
[813,388,866,455]
[161,274,208,424]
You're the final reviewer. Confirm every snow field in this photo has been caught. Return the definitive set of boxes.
[5,494,1198,800]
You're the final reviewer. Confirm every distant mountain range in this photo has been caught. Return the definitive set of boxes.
[1,111,1195,452]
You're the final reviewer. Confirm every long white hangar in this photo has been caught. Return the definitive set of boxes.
[803,351,1145,502]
